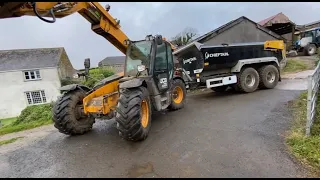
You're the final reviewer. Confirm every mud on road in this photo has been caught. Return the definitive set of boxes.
[0,82,308,178]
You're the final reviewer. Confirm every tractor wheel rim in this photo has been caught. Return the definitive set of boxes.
[267,71,276,83]
[141,100,149,128]
[173,86,183,104]
[245,74,255,87]
[309,47,315,54]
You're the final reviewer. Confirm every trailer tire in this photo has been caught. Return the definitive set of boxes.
[236,67,259,93]
[211,85,228,92]
[115,87,152,141]
[304,44,317,56]
[52,90,95,135]
[258,65,279,89]
[168,79,186,110]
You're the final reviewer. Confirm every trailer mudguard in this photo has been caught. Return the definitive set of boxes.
[59,84,91,93]
[231,57,279,72]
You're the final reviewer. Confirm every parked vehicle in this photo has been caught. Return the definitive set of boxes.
[294,27,320,56]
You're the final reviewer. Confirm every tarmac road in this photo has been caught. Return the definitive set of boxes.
[0,87,307,178]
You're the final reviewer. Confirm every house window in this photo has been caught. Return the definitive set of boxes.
[24,70,41,80]
[25,90,47,105]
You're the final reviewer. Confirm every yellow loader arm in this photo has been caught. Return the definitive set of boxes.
[0,2,129,54]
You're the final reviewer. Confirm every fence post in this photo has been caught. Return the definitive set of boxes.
[306,75,313,136]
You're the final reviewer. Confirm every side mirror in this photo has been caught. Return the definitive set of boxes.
[84,58,90,76]
[155,35,163,45]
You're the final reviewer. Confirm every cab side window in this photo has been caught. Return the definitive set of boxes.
[166,43,174,78]
[154,43,167,72]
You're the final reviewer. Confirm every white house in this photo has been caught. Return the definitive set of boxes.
[0,47,76,118]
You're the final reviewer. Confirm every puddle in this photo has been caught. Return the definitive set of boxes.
[276,79,308,91]
[127,162,154,178]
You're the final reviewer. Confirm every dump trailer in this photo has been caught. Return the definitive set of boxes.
[174,40,286,93]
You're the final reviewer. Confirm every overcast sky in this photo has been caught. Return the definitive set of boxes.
[0,2,319,69]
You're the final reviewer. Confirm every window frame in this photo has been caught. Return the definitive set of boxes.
[25,90,47,105]
[23,69,42,81]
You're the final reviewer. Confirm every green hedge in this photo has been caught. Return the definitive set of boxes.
[61,67,115,88]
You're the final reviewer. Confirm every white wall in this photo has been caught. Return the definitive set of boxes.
[0,68,61,118]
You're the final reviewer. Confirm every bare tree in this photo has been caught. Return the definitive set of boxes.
[170,27,199,47]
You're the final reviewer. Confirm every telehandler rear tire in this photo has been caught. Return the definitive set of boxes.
[168,79,186,110]
[52,89,95,135]
[115,87,152,141]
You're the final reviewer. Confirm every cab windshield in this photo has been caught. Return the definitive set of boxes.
[301,31,314,38]
[125,41,152,77]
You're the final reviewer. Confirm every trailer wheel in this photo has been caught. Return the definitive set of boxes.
[115,87,152,141]
[211,85,228,92]
[304,44,317,56]
[168,79,186,110]
[236,67,259,93]
[52,89,95,135]
[258,65,279,89]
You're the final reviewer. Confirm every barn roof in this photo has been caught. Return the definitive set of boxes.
[258,12,295,35]
[0,47,64,72]
[174,16,283,54]
[99,56,126,66]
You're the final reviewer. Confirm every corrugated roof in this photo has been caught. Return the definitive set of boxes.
[304,19,320,27]
[0,47,64,72]
[258,12,293,26]
[99,56,126,66]
[258,13,281,26]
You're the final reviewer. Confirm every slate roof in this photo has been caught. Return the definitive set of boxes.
[99,56,126,66]
[0,47,64,72]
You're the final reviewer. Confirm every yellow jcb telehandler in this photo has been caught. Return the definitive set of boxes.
[0,2,187,141]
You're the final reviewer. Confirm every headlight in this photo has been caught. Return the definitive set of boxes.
[124,39,130,45]
[145,35,153,41]
[137,65,146,72]
[73,73,79,79]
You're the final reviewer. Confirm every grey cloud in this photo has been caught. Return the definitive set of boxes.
[0,2,319,69]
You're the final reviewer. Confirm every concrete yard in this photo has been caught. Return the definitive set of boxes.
[0,79,308,178]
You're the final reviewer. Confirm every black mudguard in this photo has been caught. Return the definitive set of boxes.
[59,84,91,93]
[119,78,145,89]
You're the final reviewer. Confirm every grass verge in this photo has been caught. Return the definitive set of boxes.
[286,91,320,176]
[0,117,17,127]
[0,136,24,146]
[0,120,52,136]
[0,104,53,136]
[282,59,309,73]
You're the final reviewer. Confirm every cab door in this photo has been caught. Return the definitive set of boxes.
[153,42,174,93]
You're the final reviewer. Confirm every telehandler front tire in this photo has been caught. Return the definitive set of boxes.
[115,87,152,141]
[52,89,95,135]
[168,79,186,110]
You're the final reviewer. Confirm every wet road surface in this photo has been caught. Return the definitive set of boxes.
[0,87,306,178]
